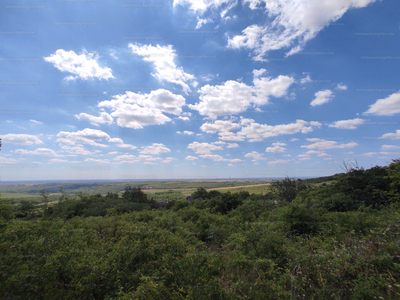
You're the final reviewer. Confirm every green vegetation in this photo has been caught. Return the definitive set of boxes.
[1,160,400,299]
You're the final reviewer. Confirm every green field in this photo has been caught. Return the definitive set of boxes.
[0,180,271,203]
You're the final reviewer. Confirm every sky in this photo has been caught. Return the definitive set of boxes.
[0,0,400,181]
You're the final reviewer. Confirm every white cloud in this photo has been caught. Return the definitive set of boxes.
[301,138,358,150]
[380,130,400,140]
[227,0,377,60]
[187,142,223,154]
[185,155,198,160]
[59,144,93,156]
[143,162,158,165]
[162,157,175,163]
[178,116,190,121]
[189,72,294,118]
[139,143,171,155]
[310,121,322,127]
[244,151,266,161]
[56,128,110,147]
[190,80,255,118]
[15,148,62,157]
[268,159,290,165]
[75,112,113,127]
[115,154,138,161]
[252,68,266,78]
[328,118,365,129]
[300,75,312,84]
[195,16,213,29]
[362,152,377,157]
[2,134,43,145]
[200,120,241,133]
[173,0,234,14]
[44,49,113,80]
[364,92,400,116]
[199,154,228,161]
[84,158,110,164]
[48,159,70,163]
[98,89,185,129]
[298,154,311,160]
[239,119,315,142]
[266,142,286,153]
[336,83,348,90]
[310,90,334,106]
[139,155,162,161]
[108,138,124,144]
[201,74,215,82]
[230,158,244,163]
[0,156,18,164]
[226,143,239,148]
[129,44,196,94]
[30,120,43,125]
[381,145,400,151]
[183,131,194,135]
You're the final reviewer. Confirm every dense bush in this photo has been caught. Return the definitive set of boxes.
[1,160,400,299]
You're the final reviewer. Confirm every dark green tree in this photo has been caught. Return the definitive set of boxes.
[270,176,310,203]
[122,186,148,203]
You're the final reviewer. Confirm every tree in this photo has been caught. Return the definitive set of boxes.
[193,187,209,200]
[270,176,310,203]
[122,186,148,204]
[39,189,50,207]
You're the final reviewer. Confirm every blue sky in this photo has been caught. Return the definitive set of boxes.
[1,0,400,181]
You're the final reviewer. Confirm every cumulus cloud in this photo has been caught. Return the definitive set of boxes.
[139,143,171,155]
[56,128,110,147]
[226,143,239,148]
[195,16,213,29]
[239,119,315,142]
[227,0,377,60]
[266,142,286,153]
[84,158,110,164]
[2,134,43,145]
[200,120,241,133]
[199,154,228,161]
[189,72,294,118]
[364,92,400,116]
[173,0,234,14]
[381,145,400,151]
[380,130,400,140]
[129,44,196,94]
[310,90,334,106]
[244,151,266,161]
[185,156,198,160]
[162,157,175,163]
[300,75,312,84]
[336,83,348,90]
[59,144,94,156]
[0,156,18,164]
[44,49,113,80]
[98,89,186,129]
[75,112,113,127]
[301,138,358,150]
[15,148,62,157]
[115,154,138,162]
[230,158,244,163]
[268,159,290,165]
[328,118,365,129]
[187,142,223,154]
